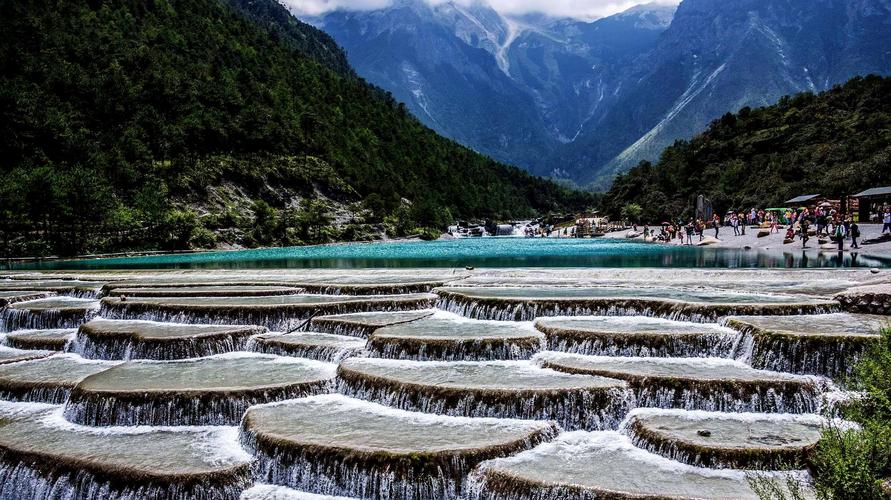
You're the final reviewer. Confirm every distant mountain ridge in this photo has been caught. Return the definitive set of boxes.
[308,0,674,177]
[307,0,891,187]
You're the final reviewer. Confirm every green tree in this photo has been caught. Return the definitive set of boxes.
[295,199,333,244]
[621,203,643,224]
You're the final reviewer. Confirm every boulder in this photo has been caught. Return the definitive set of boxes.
[625,231,641,239]
[757,230,770,238]
[835,284,891,315]
[783,238,794,245]
[695,236,720,246]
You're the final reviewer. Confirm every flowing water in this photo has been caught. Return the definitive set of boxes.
[0,267,885,498]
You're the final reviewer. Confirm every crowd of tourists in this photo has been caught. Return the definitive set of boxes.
[636,206,891,250]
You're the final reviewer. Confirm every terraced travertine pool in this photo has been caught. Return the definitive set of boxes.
[0,268,888,499]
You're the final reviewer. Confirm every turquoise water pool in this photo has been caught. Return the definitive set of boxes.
[10,238,890,270]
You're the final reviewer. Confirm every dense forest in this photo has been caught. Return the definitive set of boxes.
[600,75,891,223]
[0,0,592,257]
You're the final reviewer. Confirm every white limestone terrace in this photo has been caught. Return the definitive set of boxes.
[241,394,557,499]
[0,267,884,498]
[0,353,118,404]
[619,408,829,470]
[64,353,337,426]
[71,318,266,360]
[466,431,810,499]
[535,351,826,414]
[0,291,54,308]
[4,328,76,351]
[435,285,840,322]
[1,297,100,332]
[0,401,253,499]
[0,280,104,298]
[724,313,886,377]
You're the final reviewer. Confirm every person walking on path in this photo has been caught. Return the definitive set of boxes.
[731,213,739,236]
[850,221,860,249]
[712,214,720,239]
[834,222,846,251]
[685,221,694,245]
[800,218,810,248]
[883,208,891,233]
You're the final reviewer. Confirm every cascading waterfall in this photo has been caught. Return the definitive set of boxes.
[63,289,101,300]
[67,329,252,361]
[246,337,366,363]
[368,338,542,361]
[725,319,877,378]
[436,295,839,323]
[1,308,98,333]
[0,386,73,405]
[546,333,739,358]
[64,380,335,427]
[100,298,435,332]
[625,382,822,414]
[337,376,631,431]
[0,461,252,500]
[307,311,435,338]
[305,320,376,338]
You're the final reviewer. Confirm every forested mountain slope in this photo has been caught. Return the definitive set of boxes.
[0,0,590,256]
[599,75,891,222]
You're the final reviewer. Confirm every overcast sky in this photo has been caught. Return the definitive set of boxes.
[283,0,680,21]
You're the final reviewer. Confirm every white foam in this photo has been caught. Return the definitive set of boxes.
[241,484,354,500]
[29,405,254,464]
[618,407,829,430]
[486,430,811,480]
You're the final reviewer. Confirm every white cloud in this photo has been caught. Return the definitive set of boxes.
[285,0,394,17]
[282,0,680,20]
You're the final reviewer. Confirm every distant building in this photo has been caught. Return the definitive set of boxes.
[853,186,891,223]
[784,194,824,206]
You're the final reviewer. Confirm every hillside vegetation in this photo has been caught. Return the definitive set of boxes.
[0,0,591,257]
[600,75,891,222]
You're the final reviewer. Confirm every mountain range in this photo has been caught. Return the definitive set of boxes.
[307,0,891,187]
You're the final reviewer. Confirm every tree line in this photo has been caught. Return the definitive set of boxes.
[0,0,592,257]
[599,75,891,223]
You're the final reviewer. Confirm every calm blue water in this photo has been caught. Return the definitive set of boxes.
[9,238,890,270]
